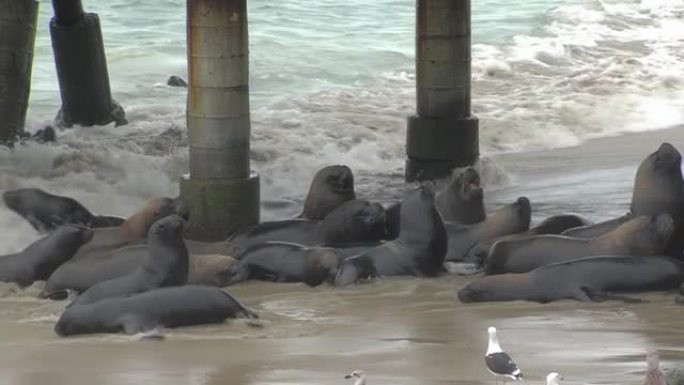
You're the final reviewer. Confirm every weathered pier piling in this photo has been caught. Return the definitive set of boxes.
[0,0,39,144]
[49,0,126,128]
[180,0,260,241]
[405,0,479,182]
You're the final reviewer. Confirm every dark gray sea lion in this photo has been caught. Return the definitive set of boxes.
[54,285,257,337]
[560,214,632,238]
[43,247,237,297]
[227,242,342,286]
[458,255,684,304]
[564,143,684,256]
[299,165,356,220]
[166,76,188,87]
[632,143,684,256]
[227,199,385,257]
[2,188,124,233]
[71,196,188,261]
[444,197,531,263]
[466,214,592,265]
[0,225,93,287]
[334,184,447,286]
[484,214,674,275]
[435,167,485,224]
[385,168,485,239]
[70,215,188,306]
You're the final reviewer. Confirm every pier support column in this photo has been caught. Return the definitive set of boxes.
[0,0,39,144]
[405,0,479,182]
[180,0,260,241]
[49,0,127,128]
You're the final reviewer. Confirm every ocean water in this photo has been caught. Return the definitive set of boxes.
[2,0,684,251]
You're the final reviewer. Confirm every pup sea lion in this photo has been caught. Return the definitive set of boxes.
[227,199,386,257]
[484,214,674,275]
[0,225,93,287]
[2,188,124,232]
[458,255,684,304]
[466,214,592,265]
[226,242,342,286]
[385,167,485,239]
[444,197,531,263]
[71,215,188,306]
[54,285,257,336]
[334,184,447,286]
[299,165,356,220]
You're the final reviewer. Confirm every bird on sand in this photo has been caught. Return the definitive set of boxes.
[546,372,563,385]
[485,326,524,384]
[345,370,367,385]
[644,351,667,385]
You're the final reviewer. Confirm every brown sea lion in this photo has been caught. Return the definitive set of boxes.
[484,214,674,275]
[458,255,684,304]
[71,196,188,261]
[466,214,592,265]
[444,197,532,263]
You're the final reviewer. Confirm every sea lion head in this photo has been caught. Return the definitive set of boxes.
[319,200,387,245]
[301,165,356,220]
[457,274,524,303]
[632,143,684,215]
[453,167,483,204]
[53,224,95,249]
[148,214,186,243]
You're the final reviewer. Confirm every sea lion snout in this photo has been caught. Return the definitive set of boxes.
[326,165,354,192]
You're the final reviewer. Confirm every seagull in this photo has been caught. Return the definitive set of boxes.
[344,370,367,385]
[546,372,563,385]
[644,351,667,385]
[485,326,523,384]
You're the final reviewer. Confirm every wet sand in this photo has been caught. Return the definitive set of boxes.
[1,126,684,385]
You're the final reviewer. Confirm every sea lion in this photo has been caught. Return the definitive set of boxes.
[435,167,486,224]
[54,285,257,337]
[70,215,188,306]
[227,199,386,257]
[560,214,632,238]
[458,255,684,304]
[385,167,485,239]
[226,242,342,286]
[334,184,447,286]
[466,214,592,265]
[0,225,93,287]
[2,188,124,232]
[484,214,674,275]
[444,197,532,263]
[71,196,188,261]
[42,247,238,297]
[563,143,684,255]
[299,165,356,220]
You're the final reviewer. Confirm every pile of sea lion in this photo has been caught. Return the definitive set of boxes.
[2,143,684,337]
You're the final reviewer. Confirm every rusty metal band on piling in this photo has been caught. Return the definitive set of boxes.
[187,0,251,180]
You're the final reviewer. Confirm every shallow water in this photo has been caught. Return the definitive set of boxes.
[1,128,684,385]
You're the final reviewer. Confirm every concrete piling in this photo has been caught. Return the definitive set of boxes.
[0,0,39,144]
[49,0,127,128]
[405,0,479,182]
[180,0,260,241]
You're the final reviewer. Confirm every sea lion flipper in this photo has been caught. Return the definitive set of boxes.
[578,287,647,303]
[573,287,596,302]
